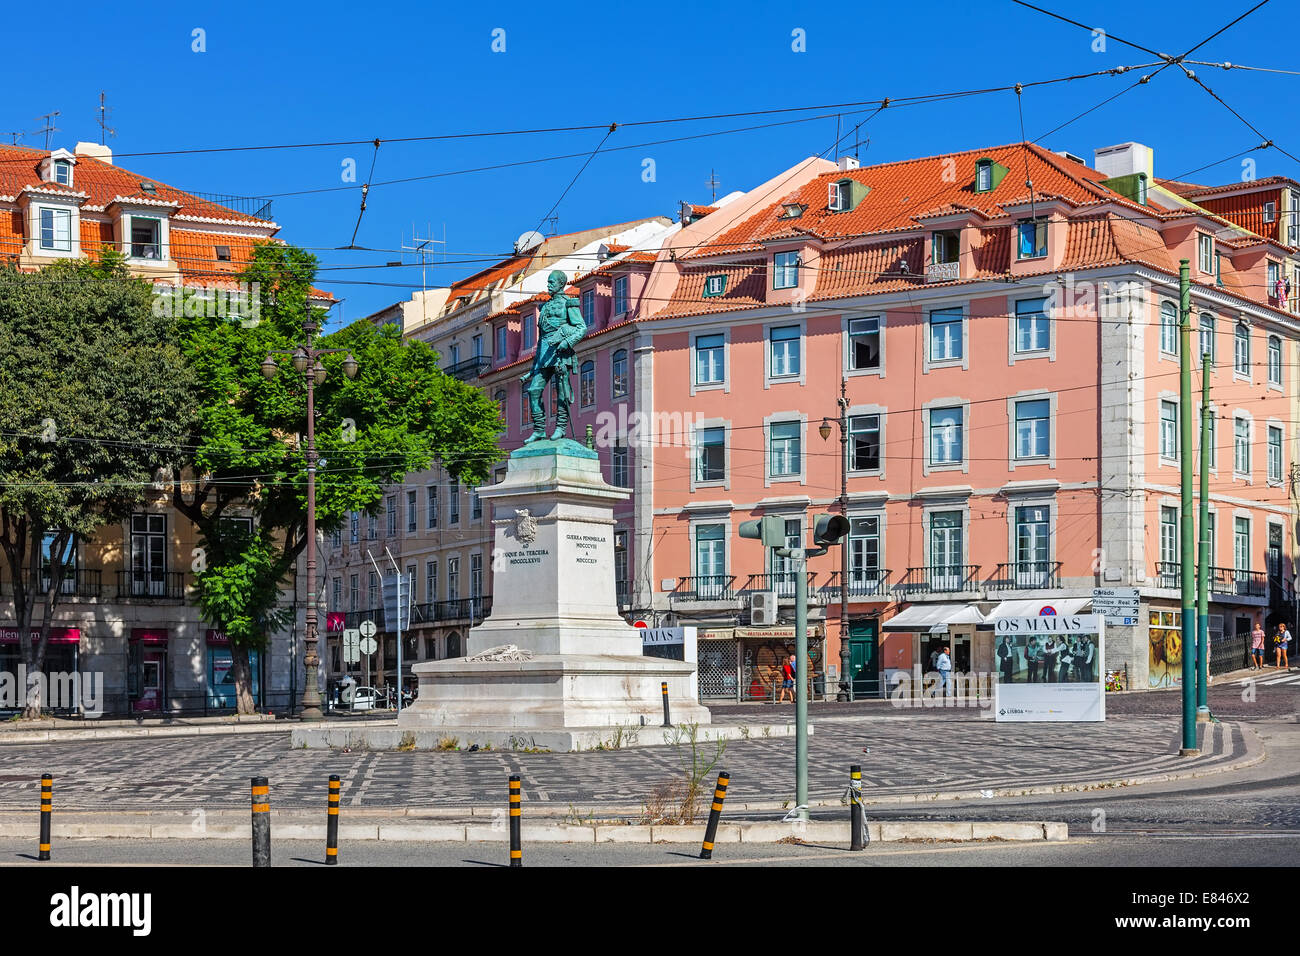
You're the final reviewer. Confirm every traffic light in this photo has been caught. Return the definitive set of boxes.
[738,515,785,547]
[813,514,850,547]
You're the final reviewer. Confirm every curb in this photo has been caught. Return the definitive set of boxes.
[0,818,1067,844]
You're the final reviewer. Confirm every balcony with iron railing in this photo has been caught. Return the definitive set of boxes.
[898,564,981,596]
[444,355,492,381]
[989,561,1062,591]
[342,596,492,632]
[738,571,819,600]
[616,582,632,609]
[670,575,737,603]
[818,568,893,599]
[1155,562,1267,598]
[43,569,104,599]
[116,569,187,601]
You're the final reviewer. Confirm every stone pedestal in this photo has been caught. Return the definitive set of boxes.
[397,439,710,748]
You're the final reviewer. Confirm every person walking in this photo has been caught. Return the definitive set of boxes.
[1276,623,1291,670]
[936,645,953,697]
[1250,617,1266,670]
[777,654,795,703]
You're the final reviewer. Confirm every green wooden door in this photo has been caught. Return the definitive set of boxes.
[848,619,879,698]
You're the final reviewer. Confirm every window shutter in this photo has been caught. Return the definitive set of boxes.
[827,181,842,211]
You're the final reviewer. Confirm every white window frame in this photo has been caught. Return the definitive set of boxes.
[1010,296,1053,362]
[692,329,729,394]
[1008,391,1056,469]
[773,251,799,290]
[1015,218,1047,260]
[1159,398,1179,464]
[1159,301,1178,357]
[845,315,884,377]
[764,414,806,486]
[1198,313,1216,368]
[1197,233,1214,274]
[691,420,730,491]
[764,321,806,387]
[1233,413,1253,482]
[1267,420,1284,485]
[613,276,629,316]
[924,401,968,475]
[1268,335,1283,389]
[1234,322,1251,380]
[611,348,629,400]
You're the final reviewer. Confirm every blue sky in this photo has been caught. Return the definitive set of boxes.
[8,0,1295,325]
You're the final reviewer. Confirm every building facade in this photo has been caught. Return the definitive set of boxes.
[0,142,329,715]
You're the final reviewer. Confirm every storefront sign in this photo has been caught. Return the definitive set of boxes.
[993,619,1105,722]
[993,615,1100,635]
[641,627,685,646]
[205,630,228,646]
[130,628,168,645]
[0,627,81,644]
[735,625,821,640]
[326,613,346,633]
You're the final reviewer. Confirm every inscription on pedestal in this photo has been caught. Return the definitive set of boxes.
[505,548,550,566]
[567,532,607,566]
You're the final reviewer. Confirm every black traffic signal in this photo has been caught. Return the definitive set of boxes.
[813,514,850,547]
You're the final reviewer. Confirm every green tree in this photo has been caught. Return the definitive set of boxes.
[0,255,195,717]
[173,243,503,713]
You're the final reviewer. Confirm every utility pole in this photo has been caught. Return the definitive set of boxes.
[1197,356,1211,722]
[820,381,852,701]
[1178,259,1199,755]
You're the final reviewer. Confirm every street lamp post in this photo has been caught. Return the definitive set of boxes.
[820,379,852,702]
[262,306,358,721]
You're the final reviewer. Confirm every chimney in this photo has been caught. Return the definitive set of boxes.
[837,156,860,172]
[1092,142,1153,180]
[74,142,112,165]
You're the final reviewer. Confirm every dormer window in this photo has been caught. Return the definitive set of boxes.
[827,178,867,213]
[780,203,806,219]
[703,274,727,297]
[1263,201,1276,224]
[1016,218,1047,260]
[215,245,231,262]
[1197,234,1214,274]
[973,157,1008,194]
[39,207,72,252]
[1136,174,1148,205]
[773,251,800,289]
[53,160,72,186]
[130,217,161,260]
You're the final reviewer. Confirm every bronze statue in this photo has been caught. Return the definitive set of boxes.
[521,270,586,443]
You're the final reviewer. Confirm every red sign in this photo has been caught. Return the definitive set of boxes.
[205,630,229,646]
[326,612,345,633]
[633,620,648,628]
[130,628,168,645]
[1039,606,1057,616]
[0,627,81,644]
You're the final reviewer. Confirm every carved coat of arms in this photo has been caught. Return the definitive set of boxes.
[513,509,538,547]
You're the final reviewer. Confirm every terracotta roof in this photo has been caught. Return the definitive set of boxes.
[0,145,273,225]
[689,205,718,216]
[576,250,659,281]
[689,142,1128,260]
[1159,175,1296,198]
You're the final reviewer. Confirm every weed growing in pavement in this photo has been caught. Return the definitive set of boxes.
[436,736,459,751]
[396,732,417,752]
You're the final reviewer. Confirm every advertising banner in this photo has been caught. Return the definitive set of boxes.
[992,615,1105,721]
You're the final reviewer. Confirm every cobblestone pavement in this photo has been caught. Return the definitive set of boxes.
[0,714,1249,811]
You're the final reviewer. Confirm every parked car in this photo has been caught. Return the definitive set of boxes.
[346,686,383,711]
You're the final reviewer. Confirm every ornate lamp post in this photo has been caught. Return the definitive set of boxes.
[819,379,852,702]
[261,306,358,721]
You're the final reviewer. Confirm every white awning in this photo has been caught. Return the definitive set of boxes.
[881,603,985,632]
[981,597,1092,625]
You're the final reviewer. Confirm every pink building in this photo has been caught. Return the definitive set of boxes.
[339,141,1300,703]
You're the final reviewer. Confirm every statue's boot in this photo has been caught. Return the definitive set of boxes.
[549,405,569,442]
[523,389,547,444]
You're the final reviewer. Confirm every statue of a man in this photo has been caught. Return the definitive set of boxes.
[521,270,585,443]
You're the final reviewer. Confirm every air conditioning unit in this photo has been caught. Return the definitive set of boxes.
[751,591,779,626]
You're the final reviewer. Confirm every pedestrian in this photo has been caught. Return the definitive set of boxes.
[778,654,795,703]
[936,645,953,697]
[1250,616,1266,670]
[1026,636,1041,683]
[1276,623,1291,670]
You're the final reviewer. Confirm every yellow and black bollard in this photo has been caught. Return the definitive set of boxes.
[251,776,270,868]
[508,775,522,867]
[698,770,730,860]
[849,765,865,851]
[325,775,340,865]
[38,774,52,861]
[661,681,671,727]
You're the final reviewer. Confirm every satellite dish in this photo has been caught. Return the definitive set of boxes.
[514,230,545,255]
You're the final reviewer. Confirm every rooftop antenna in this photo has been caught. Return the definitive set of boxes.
[96,91,117,146]
[33,111,60,151]
[706,169,721,202]
[541,215,559,237]
[402,223,446,295]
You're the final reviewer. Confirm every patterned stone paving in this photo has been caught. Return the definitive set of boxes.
[0,715,1245,810]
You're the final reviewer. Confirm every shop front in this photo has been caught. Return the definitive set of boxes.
[880,604,985,694]
[205,631,261,710]
[695,625,825,702]
[0,627,82,714]
[128,628,168,713]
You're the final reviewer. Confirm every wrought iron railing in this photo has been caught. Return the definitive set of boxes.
[739,571,818,599]
[671,575,736,602]
[819,569,893,598]
[116,569,186,600]
[989,561,1062,591]
[444,356,492,381]
[899,564,981,595]
[42,569,103,599]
